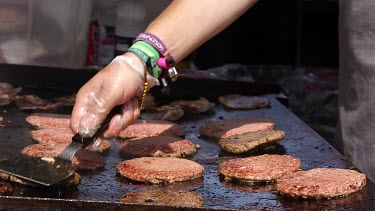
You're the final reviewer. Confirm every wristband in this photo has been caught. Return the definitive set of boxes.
[127,47,148,64]
[133,32,178,94]
[131,41,160,60]
[128,41,163,78]
[134,32,171,58]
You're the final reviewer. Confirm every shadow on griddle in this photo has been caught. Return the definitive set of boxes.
[277,187,369,211]
[10,183,79,199]
[220,179,276,193]
[115,173,204,191]
[218,143,286,158]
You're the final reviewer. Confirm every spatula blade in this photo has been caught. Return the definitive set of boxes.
[57,140,83,162]
[0,155,75,186]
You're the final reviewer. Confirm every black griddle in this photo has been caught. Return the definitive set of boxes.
[0,64,375,210]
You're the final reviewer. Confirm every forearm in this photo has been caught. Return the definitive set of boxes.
[146,0,257,63]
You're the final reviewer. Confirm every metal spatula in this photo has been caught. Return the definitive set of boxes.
[0,106,120,186]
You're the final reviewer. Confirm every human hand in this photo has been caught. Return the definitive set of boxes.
[70,53,158,138]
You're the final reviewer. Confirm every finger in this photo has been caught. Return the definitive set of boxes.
[104,98,140,138]
[78,90,112,137]
[70,86,92,134]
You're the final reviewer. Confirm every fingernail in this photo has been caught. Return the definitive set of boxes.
[114,115,124,130]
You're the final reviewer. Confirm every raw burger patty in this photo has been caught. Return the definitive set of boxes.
[276,168,366,199]
[22,144,105,170]
[218,94,271,110]
[117,157,204,184]
[200,117,275,139]
[119,136,199,158]
[121,189,204,207]
[219,154,301,182]
[26,113,70,129]
[119,119,185,138]
[219,129,285,154]
[30,128,111,152]
[0,181,13,195]
[31,128,72,146]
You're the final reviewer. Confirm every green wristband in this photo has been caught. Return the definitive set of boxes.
[129,41,163,78]
[131,41,160,60]
[128,47,149,64]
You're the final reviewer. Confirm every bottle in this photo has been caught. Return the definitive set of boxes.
[115,0,146,55]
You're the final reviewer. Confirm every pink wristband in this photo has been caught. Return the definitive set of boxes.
[134,32,172,58]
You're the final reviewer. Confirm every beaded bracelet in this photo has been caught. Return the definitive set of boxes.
[127,50,149,108]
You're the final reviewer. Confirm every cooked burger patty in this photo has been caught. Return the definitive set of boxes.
[144,105,185,122]
[0,82,22,106]
[121,189,204,207]
[0,181,13,195]
[219,130,285,154]
[22,144,105,170]
[119,119,185,139]
[219,154,301,182]
[169,97,215,113]
[276,168,366,199]
[218,94,271,110]
[15,95,60,111]
[200,117,275,139]
[117,157,204,184]
[30,128,111,152]
[26,113,70,129]
[54,94,76,106]
[119,136,199,158]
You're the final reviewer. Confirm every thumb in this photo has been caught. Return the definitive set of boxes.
[78,90,113,137]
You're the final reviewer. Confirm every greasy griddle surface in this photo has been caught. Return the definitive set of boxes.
[0,95,374,210]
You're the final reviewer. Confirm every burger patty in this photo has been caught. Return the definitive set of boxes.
[119,136,199,158]
[276,168,366,199]
[54,94,76,106]
[169,97,215,113]
[0,181,13,195]
[219,154,301,182]
[121,189,204,207]
[117,157,204,184]
[199,117,275,139]
[22,144,105,170]
[218,94,271,110]
[15,95,60,111]
[0,82,22,106]
[30,128,111,152]
[144,105,185,122]
[119,119,186,139]
[26,113,71,129]
[31,128,72,146]
[218,129,285,154]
